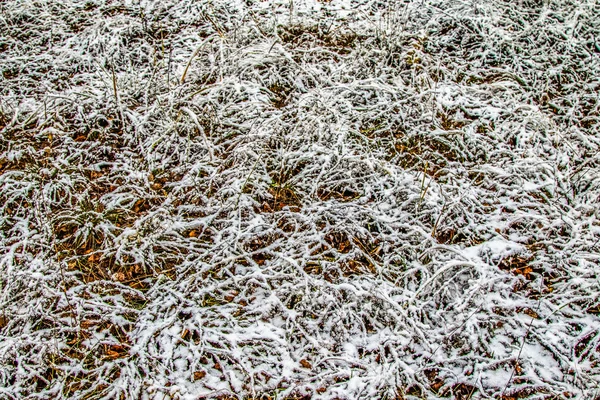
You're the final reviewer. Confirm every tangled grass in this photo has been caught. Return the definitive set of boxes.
[1,0,600,398]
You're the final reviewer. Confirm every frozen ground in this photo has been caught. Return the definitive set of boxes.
[1,0,600,398]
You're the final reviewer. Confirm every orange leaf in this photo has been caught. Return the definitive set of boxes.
[193,371,206,381]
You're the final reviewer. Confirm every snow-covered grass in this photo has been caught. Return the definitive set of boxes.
[1,0,600,398]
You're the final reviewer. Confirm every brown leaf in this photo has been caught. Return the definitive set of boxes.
[105,350,121,359]
[112,272,126,281]
[224,291,239,302]
[80,320,97,329]
[299,359,312,369]
[431,380,444,392]
[514,361,523,375]
[515,267,533,278]
[193,371,206,381]
[104,344,128,360]
[523,308,539,319]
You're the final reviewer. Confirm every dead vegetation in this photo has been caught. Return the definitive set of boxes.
[278,23,361,55]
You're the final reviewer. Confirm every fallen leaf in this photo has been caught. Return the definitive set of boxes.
[224,291,239,302]
[515,361,523,374]
[112,272,126,281]
[105,350,121,359]
[80,320,97,329]
[193,371,206,381]
[431,380,444,392]
[523,308,539,319]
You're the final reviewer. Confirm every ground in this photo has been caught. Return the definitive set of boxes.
[1,0,600,398]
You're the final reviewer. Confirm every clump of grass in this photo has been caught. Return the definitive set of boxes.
[278,23,361,55]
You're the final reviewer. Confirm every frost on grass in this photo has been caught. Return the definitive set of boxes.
[1,0,600,398]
